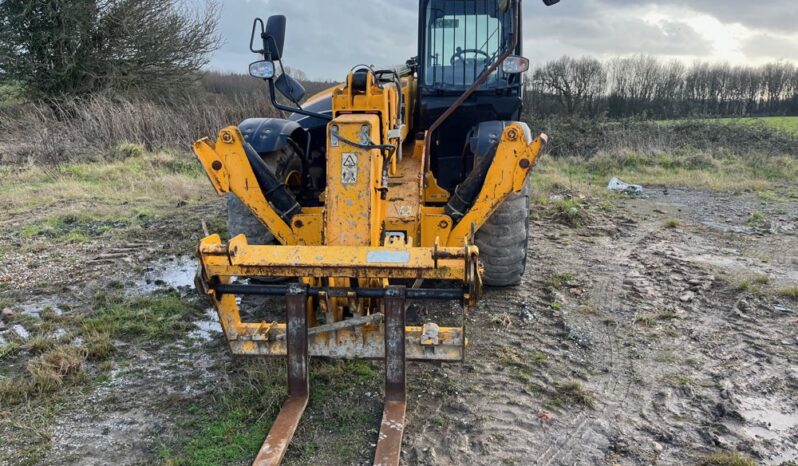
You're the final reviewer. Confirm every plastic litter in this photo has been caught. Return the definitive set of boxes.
[608,177,643,194]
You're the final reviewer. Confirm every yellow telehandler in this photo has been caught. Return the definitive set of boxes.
[192,0,559,464]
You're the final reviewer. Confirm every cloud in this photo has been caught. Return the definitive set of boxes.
[199,0,798,78]
[743,33,798,62]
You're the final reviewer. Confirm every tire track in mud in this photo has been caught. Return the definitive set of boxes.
[403,221,658,465]
[535,226,655,465]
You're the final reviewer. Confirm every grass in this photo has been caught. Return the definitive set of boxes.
[0,149,210,243]
[701,451,757,466]
[82,292,202,341]
[778,286,798,299]
[707,116,798,134]
[544,272,576,290]
[734,275,772,295]
[545,381,595,409]
[533,149,798,195]
[163,359,382,466]
[664,218,681,229]
[0,341,21,359]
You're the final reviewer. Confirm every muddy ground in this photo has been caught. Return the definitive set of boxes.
[1,186,796,466]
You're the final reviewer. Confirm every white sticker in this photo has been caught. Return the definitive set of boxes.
[342,152,359,184]
[367,251,411,264]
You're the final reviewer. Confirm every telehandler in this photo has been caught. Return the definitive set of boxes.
[192,0,559,464]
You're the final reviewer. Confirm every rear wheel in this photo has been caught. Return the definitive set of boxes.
[227,141,303,244]
[474,181,531,287]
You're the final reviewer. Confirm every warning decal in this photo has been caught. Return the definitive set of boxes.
[341,152,359,184]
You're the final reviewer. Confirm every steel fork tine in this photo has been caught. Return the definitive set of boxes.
[253,285,309,466]
[374,287,407,466]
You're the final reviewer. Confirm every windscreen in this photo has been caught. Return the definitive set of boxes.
[423,0,511,90]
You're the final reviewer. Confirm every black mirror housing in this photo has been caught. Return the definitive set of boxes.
[263,15,287,60]
[543,0,560,5]
[275,74,306,103]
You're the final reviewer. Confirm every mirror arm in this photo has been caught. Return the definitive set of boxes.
[267,78,332,121]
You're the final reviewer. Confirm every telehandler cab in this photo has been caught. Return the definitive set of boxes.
[192,0,559,464]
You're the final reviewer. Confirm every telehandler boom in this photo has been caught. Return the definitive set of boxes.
[192,0,559,464]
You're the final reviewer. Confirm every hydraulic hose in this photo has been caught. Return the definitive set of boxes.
[243,142,301,222]
[444,142,499,221]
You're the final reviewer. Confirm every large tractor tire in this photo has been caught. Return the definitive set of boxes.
[227,141,303,245]
[475,181,531,287]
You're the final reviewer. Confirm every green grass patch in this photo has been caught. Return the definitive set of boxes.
[0,151,209,236]
[664,219,681,229]
[164,359,382,466]
[545,272,576,289]
[82,292,202,341]
[704,116,798,134]
[701,451,757,466]
[778,286,798,299]
[534,149,797,195]
[0,341,21,359]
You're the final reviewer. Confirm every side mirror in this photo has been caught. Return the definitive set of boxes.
[502,56,529,74]
[249,60,275,79]
[263,15,287,60]
[543,0,560,5]
[275,74,306,103]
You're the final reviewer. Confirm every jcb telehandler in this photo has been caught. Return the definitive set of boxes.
[193,0,559,464]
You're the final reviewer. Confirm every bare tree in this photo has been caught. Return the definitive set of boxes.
[533,56,606,116]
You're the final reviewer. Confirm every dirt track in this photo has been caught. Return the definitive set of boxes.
[1,187,796,465]
[405,189,798,465]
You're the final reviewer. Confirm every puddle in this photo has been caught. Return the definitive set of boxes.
[133,256,197,295]
[188,308,221,342]
[736,396,798,464]
[17,299,64,317]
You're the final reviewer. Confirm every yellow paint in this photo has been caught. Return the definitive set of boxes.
[192,67,547,361]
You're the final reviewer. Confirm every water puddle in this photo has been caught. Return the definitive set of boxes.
[132,256,197,295]
[736,396,798,465]
[17,299,64,317]
[188,308,221,342]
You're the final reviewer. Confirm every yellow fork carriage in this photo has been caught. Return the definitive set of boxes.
[190,1,558,464]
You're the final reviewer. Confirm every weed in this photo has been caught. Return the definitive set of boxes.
[83,329,115,360]
[109,142,145,160]
[778,286,798,299]
[543,197,593,227]
[733,275,774,296]
[431,415,447,427]
[664,373,694,387]
[701,451,756,466]
[633,313,656,327]
[547,381,595,409]
[27,346,87,390]
[0,341,21,359]
[752,275,771,285]
[545,272,575,289]
[746,211,768,227]
[664,219,681,229]
[549,302,562,311]
[26,335,56,354]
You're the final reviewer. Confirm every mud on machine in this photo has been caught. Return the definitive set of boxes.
[192,0,560,464]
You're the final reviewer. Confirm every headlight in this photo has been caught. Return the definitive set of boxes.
[502,56,530,75]
[249,60,275,79]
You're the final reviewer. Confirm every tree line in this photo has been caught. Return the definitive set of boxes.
[527,55,798,119]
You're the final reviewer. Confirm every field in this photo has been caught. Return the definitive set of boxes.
[705,116,798,134]
[1,118,797,466]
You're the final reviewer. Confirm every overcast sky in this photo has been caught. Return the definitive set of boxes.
[201,0,798,80]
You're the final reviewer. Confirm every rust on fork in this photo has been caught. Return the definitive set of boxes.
[252,285,309,466]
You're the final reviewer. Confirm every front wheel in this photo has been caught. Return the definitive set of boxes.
[474,181,531,287]
[226,141,303,245]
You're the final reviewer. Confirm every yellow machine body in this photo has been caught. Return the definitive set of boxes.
[191,67,546,466]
